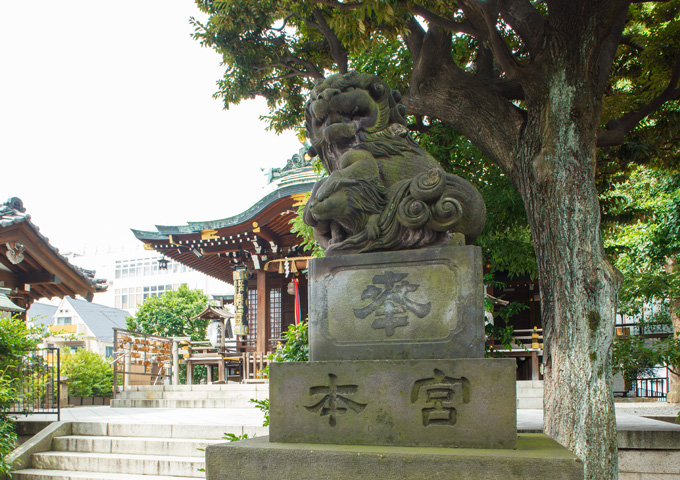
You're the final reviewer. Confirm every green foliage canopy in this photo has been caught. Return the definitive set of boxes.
[0,316,42,474]
[603,168,680,316]
[61,349,114,398]
[126,285,209,341]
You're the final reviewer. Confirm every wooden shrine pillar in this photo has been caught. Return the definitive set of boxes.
[256,270,270,355]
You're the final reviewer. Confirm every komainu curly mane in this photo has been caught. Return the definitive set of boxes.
[303,71,486,254]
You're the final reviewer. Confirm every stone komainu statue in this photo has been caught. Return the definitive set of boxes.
[303,71,486,254]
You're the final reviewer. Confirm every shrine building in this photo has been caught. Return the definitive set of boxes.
[131,149,316,356]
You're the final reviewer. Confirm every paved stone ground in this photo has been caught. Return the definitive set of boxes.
[13,402,679,432]
[615,401,680,417]
[11,406,266,426]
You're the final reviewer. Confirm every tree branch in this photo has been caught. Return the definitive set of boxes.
[405,24,524,175]
[404,15,425,61]
[498,0,547,56]
[314,0,362,11]
[492,78,526,101]
[407,4,482,37]
[598,48,680,147]
[311,9,348,74]
[274,56,324,79]
[619,34,645,52]
[462,0,526,81]
[596,7,630,96]
[268,14,295,32]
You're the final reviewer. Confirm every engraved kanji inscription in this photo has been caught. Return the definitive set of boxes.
[353,271,431,336]
[410,369,470,426]
[305,373,367,426]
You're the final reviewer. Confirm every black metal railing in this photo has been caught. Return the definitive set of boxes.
[615,321,672,337]
[2,348,60,420]
[633,376,669,400]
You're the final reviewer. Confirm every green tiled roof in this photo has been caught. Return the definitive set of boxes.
[0,289,24,312]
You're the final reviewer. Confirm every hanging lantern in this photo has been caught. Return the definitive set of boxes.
[232,266,249,336]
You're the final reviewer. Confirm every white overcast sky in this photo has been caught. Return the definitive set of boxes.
[0,1,303,254]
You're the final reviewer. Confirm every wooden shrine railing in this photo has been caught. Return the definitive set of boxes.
[113,329,173,390]
[182,339,271,383]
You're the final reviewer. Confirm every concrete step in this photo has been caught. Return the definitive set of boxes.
[53,435,220,457]
[119,384,267,393]
[516,380,544,389]
[31,451,204,478]
[516,387,543,398]
[72,422,267,439]
[12,469,195,480]
[517,397,543,409]
[110,398,261,409]
[116,389,262,400]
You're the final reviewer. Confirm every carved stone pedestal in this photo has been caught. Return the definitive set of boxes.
[309,245,485,361]
[269,359,517,449]
[205,245,583,479]
[205,434,584,480]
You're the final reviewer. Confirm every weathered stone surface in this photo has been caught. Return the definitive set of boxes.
[309,244,484,361]
[302,72,486,255]
[269,358,516,449]
[205,434,584,480]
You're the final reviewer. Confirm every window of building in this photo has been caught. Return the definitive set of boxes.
[270,287,282,340]
[117,284,177,310]
[115,257,193,279]
[56,316,72,325]
[105,346,114,358]
[248,289,258,340]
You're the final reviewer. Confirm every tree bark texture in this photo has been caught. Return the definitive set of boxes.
[515,71,621,480]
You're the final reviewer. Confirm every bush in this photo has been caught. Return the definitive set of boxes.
[61,350,113,398]
[270,321,309,364]
[0,374,19,474]
[0,315,41,475]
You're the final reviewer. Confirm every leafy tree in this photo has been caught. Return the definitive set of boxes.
[126,285,209,341]
[604,169,680,315]
[0,315,42,474]
[612,335,657,393]
[192,1,680,477]
[603,168,680,398]
[0,374,20,474]
[0,316,41,367]
[60,349,114,398]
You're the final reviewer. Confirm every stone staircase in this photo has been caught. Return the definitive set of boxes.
[110,383,268,409]
[11,421,266,479]
[516,380,543,409]
[114,381,540,410]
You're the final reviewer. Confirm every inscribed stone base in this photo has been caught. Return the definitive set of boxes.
[269,358,516,449]
[205,434,584,480]
[309,245,485,361]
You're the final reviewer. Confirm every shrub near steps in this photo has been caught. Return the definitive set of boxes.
[11,422,268,480]
[111,383,269,409]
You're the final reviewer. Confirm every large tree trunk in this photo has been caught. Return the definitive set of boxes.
[513,64,623,479]
[402,5,630,478]
[665,258,680,403]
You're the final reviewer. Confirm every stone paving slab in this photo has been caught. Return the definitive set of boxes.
[205,434,583,480]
